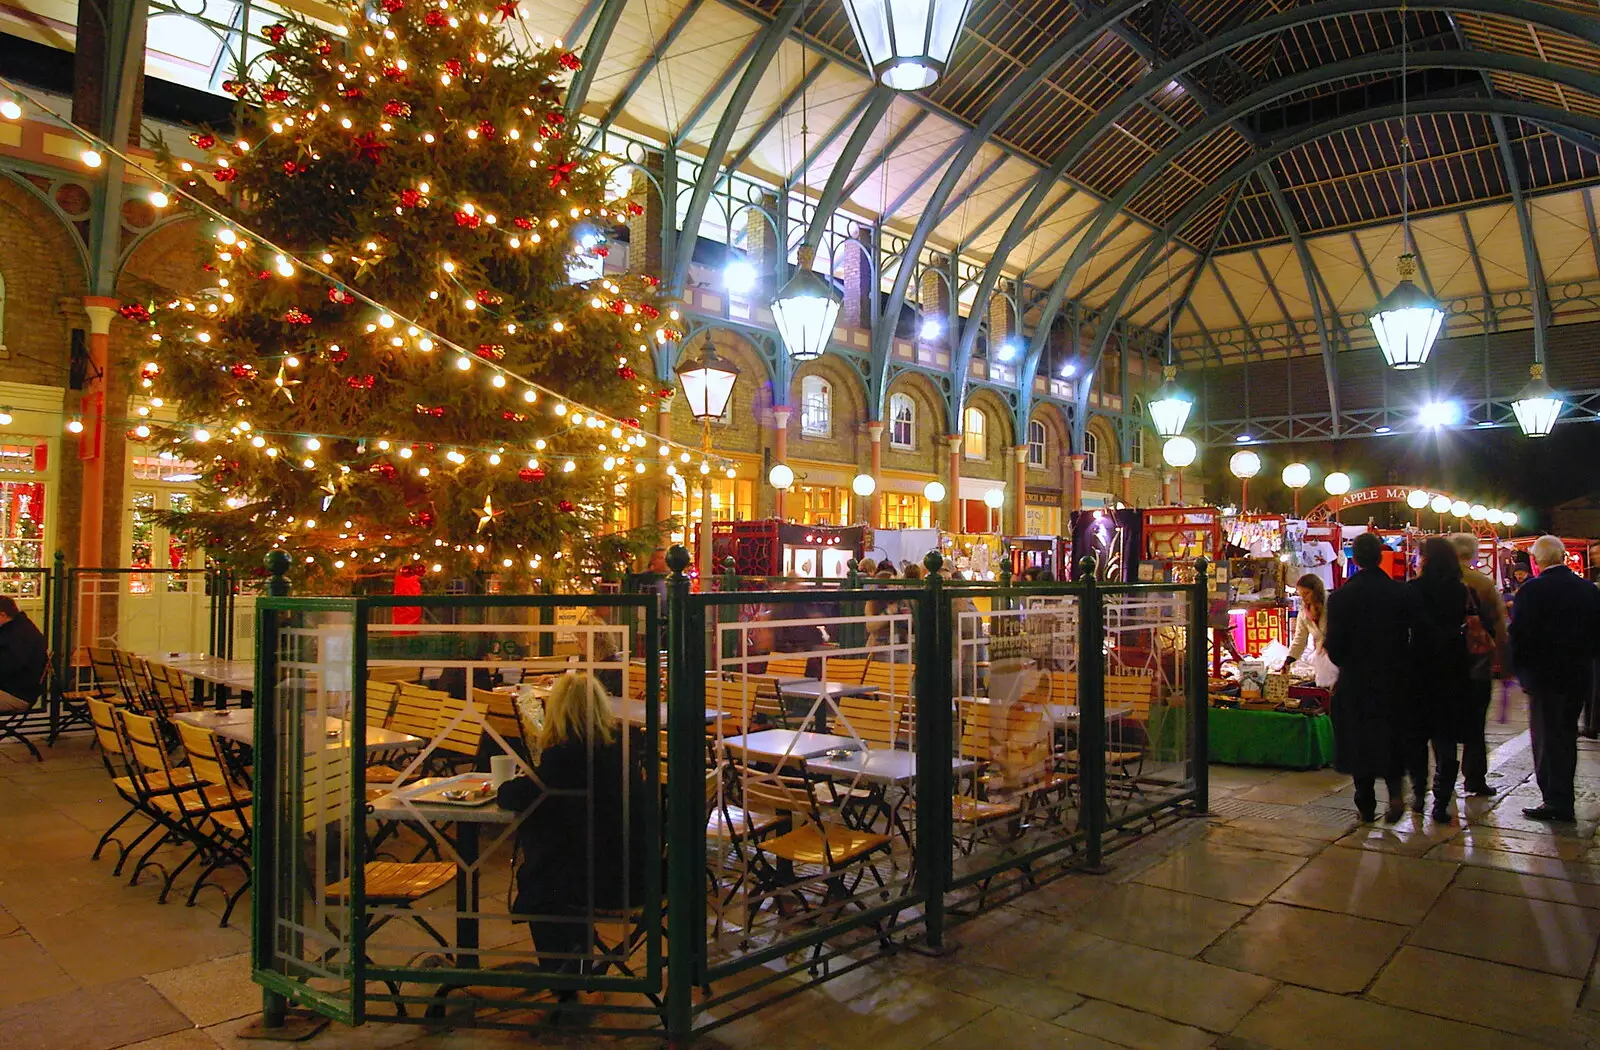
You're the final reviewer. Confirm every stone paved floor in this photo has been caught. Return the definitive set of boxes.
[7,687,1600,1048]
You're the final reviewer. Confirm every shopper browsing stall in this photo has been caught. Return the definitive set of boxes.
[1408,537,1473,822]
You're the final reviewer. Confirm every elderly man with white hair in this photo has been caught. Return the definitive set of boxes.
[1509,535,1600,821]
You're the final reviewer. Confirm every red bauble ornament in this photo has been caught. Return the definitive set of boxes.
[190,132,216,149]
[213,166,238,182]
[454,210,481,228]
[617,365,636,380]
[559,52,582,71]
[639,303,659,319]
[475,120,496,139]
[627,201,644,216]
[221,80,247,97]
[519,467,545,482]
[346,374,376,389]
[414,404,446,417]
[501,411,528,422]
[620,417,641,428]
[383,99,411,117]
[411,509,436,528]
[475,289,503,306]
[512,217,534,230]
[443,59,463,77]
[353,132,387,163]
[382,64,407,81]
[399,188,424,208]
[380,0,405,11]
[425,9,447,26]
[282,160,307,175]
[118,303,150,322]
[326,288,355,305]
[593,246,609,257]
[557,500,575,513]
[340,86,364,100]
[474,343,505,360]
[263,24,287,43]
[262,87,289,103]
[229,363,257,378]
[657,387,675,399]
[254,270,273,280]
[326,346,350,362]
[283,308,314,324]
[314,38,333,55]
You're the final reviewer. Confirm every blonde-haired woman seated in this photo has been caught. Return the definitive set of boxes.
[497,671,649,990]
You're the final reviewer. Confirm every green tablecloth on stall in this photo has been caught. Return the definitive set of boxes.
[1208,706,1335,769]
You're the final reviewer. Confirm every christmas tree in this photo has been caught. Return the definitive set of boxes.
[122,0,681,588]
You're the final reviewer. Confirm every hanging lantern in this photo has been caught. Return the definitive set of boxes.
[1511,363,1563,438]
[1370,254,1446,370]
[839,0,973,91]
[923,480,946,502]
[771,246,841,363]
[1148,365,1194,438]
[768,463,795,490]
[1323,471,1351,496]
[674,341,740,422]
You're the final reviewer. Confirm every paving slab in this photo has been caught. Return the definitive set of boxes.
[1133,840,1306,906]
[1203,901,1407,993]
[1410,886,1600,978]
[1369,945,1581,1040]
[1268,846,1457,925]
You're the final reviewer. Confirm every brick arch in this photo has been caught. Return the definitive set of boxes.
[0,177,89,386]
[960,387,1013,483]
[1026,403,1070,482]
[665,330,768,456]
[882,370,945,476]
[1082,413,1121,481]
[789,354,867,466]
[116,215,205,298]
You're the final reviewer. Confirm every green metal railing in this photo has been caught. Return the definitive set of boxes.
[244,545,1210,1041]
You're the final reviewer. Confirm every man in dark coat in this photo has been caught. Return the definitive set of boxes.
[0,596,48,714]
[1324,532,1421,822]
[1510,536,1600,822]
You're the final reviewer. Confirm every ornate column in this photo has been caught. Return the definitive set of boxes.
[772,407,791,521]
[1120,463,1133,505]
[79,297,116,570]
[1067,453,1085,514]
[866,421,884,528]
[1012,445,1028,536]
[945,434,962,532]
[1162,471,1174,505]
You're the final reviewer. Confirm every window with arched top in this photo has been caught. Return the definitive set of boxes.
[1083,429,1100,476]
[963,407,986,460]
[1027,419,1047,468]
[889,393,914,450]
[1131,426,1145,467]
[800,375,832,437]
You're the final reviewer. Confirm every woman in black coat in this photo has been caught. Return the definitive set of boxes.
[1407,536,1473,822]
[496,672,650,984]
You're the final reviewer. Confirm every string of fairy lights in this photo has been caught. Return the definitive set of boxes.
[0,69,739,494]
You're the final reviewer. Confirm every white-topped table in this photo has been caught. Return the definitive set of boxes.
[172,709,423,752]
[721,729,859,762]
[805,748,978,785]
[142,652,257,693]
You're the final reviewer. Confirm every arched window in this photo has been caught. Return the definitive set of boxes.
[963,406,986,460]
[800,375,832,437]
[1027,419,1046,468]
[1083,429,1100,476]
[1131,426,1145,467]
[889,393,914,450]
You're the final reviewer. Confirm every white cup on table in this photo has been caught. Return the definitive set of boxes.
[490,754,517,788]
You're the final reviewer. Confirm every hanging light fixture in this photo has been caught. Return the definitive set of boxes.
[839,0,973,91]
[675,341,740,422]
[772,246,841,362]
[772,34,842,362]
[1369,8,1446,370]
[1324,471,1351,496]
[1149,370,1193,439]
[1148,189,1194,437]
[1511,363,1563,438]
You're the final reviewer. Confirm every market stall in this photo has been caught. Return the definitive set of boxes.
[708,519,865,581]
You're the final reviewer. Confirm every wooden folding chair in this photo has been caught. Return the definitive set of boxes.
[174,721,253,925]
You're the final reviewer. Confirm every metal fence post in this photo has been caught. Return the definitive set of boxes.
[1078,555,1107,873]
[914,551,952,951]
[1189,557,1211,815]
[663,544,697,1042]
[50,551,68,738]
[254,550,294,1033]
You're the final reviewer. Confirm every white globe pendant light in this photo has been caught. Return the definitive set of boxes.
[851,473,877,497]
[768,463,795,490]
[1148,365,1194,438]
[771,246,841,363]
[1324,471,1351,496]
[1407,488,1430,510]
[923,480,946,502]
[1229,449,1261,480]
[1511,363,1563,438]
[1162,436,1198,468]
[839,0,974,91]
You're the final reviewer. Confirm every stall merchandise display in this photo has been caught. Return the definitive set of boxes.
[1072,509,1142,582]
